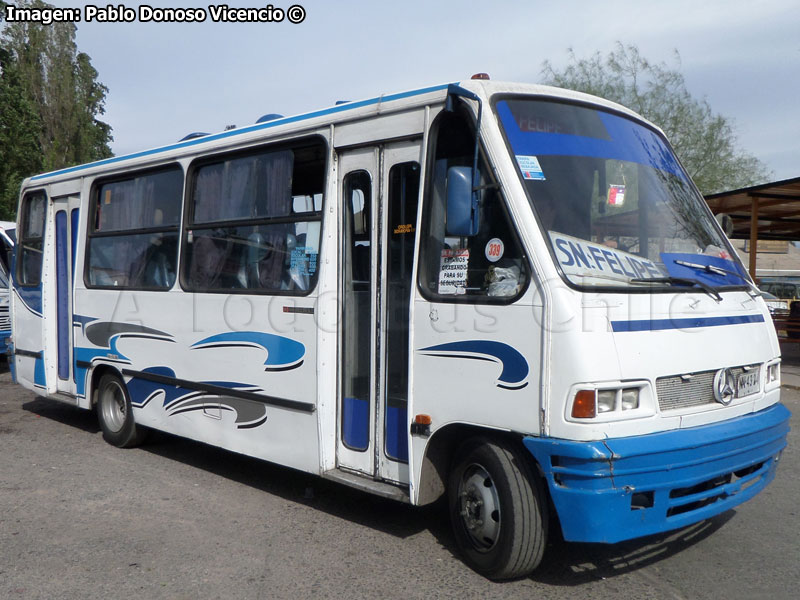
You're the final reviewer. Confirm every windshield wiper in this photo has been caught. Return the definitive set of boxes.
[673,259,759,294]
[573,272,722,301]
[630,276,723,302]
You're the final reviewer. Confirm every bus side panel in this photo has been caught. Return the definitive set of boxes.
[72,288,321,473]
[11,223,48,394]
[11,285,47,393]
[409,294,543,501]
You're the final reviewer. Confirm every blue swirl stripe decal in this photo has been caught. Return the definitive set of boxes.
[85,321,174,348]
[77,321,176,366]
[72,314,99,333]
[419,340,529,390]
[126,366,269,429]
[191,332,305,371]
[127,367,195,408]
[14,286,43,317]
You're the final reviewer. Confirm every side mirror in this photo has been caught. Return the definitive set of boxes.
[715,213,734,237]
[446,166,479,236]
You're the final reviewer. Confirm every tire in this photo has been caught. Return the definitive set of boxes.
[448,437,548,580]
[96,373,147,448]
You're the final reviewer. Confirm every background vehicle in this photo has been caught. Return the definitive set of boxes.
[0,221,14,356]
[761,280,800,305]
[762,291,790,317]
[0,261,10,355]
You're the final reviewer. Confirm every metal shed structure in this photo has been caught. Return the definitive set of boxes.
[705,175,800,277]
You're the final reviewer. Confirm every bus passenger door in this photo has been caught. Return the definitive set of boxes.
[49,195,80,396]
[337,143,421,485]
[337,148,379,476]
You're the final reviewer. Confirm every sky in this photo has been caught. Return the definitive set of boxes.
[17,0,800,183]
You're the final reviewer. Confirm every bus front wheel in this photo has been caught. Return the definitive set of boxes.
[96,373,147,448]
[448,437,548,580]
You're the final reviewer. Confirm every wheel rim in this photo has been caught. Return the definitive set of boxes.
[457,463,501,552]
[100,381,127,433]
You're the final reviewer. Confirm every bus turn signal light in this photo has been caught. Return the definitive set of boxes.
[411,414,432,436]
[571,390,597,419]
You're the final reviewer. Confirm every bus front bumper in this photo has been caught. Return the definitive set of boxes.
[523,403,790,544]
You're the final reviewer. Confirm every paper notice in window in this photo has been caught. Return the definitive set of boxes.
[438,248,469,295]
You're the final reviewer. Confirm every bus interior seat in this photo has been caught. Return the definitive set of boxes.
[143,250,172,288]
[245,231,267,288]
[190,234,231,289]
[245,230,286,289]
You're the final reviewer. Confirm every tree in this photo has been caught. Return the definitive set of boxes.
[0,0,113,219]
[540,43,770,195]
[0,43,41,218]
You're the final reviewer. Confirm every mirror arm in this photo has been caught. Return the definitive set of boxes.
[471,101,482,210]
[445,83,484,218]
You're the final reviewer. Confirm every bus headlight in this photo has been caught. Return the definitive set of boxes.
[597,390,617,413]
[621,388,640,410]
[569,385,645,420]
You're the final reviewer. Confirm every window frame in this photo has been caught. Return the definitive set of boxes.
[84,163,185,291]
[179,135,328,296]
[416,107,532,305]
[16,189,48,288]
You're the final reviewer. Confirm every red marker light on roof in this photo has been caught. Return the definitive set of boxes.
[471,73,490,80]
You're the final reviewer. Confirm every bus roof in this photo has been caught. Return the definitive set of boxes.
[24,79,647,187]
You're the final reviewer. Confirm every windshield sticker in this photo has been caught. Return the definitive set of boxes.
[438,248,469,294]
[608,184,626,206]
[549,232,664,282]
[485,238,505,263]
[515,155,546,181]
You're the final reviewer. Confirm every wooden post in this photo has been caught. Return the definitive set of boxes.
[749,197,759,280]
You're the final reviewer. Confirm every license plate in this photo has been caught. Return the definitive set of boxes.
[736,371,760,397]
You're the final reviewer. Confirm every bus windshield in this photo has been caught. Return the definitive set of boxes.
[495,98,748,290]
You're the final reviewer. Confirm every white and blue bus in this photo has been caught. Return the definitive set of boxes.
[10,77,790,579]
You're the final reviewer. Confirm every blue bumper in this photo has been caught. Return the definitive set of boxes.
[523,403,790,543]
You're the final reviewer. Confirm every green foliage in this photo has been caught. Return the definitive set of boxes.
[0,0,113,220]
[0,44,41,219]
[541,43,771,195]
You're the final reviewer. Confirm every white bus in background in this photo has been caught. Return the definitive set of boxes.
[0,220,15,355]
[10,76,789,579]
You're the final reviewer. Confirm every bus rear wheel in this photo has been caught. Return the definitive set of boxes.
[448,437,547,580]
[96,373,146,448]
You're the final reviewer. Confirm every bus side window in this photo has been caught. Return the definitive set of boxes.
[418,111,528,301]
[183,141,325,294]
[86,166,183,290]
[17,191,47,286]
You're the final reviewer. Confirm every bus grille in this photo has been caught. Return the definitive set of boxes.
[656,365,758,411]
[0,306,9,330]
